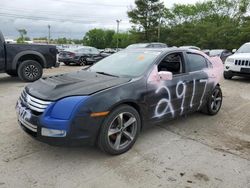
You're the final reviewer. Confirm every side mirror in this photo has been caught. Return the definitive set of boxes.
[158,71,173,81]
[232,49,237,53]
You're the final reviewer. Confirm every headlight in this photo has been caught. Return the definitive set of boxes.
[225,58,234,64]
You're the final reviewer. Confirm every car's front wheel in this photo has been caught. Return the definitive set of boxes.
[98,105,141,155]
[78,57,86,66]
[224,71,233,79]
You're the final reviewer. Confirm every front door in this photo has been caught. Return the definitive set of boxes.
[145,52,193,122]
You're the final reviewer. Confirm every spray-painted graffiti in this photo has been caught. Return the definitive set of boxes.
[154,79,208,118]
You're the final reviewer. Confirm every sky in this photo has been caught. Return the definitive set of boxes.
[0,0,201,39]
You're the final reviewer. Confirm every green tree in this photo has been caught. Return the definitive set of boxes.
[127,0,165,42]
[83,29,116,48]
[17,29,28,43]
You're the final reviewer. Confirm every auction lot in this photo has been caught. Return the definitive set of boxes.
[0,64,250,188]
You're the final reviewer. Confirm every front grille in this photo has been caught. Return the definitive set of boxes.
[20,90,52,113]
[235,59,250,66]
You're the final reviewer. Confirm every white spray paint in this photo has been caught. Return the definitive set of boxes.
[154,86,174,118]
[190,79,196,108]
[176,81,186,115]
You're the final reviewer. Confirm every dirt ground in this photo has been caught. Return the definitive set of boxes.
[0,65,249,188]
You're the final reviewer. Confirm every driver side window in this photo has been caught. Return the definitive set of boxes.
[157,53,184,75]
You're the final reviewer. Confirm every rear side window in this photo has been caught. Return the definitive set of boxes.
[186,53,208,72]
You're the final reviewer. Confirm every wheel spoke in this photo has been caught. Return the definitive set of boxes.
[114,133,122,150]
[215,97,222,102]
[118,113,123,126]
[123,131,133,141]
[214,89,219,98]
[123,117,136,129]
[211,101,215,109]
[108,128,120,136]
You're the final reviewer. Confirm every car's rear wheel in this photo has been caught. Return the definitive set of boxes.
[17,60,43,82]
[98,105,141,155]
[78,57,86,66]
[203,85,223,115]
[64,62,70,66]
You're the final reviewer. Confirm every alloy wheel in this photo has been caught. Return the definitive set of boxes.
[210,88,222,112]
[107,112,137,151]
[24,64,39,80]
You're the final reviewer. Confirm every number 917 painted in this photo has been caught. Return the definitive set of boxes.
[16,48,224,155]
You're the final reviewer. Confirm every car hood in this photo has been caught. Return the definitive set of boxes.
[229,53,250,59]
[26,70,131,101]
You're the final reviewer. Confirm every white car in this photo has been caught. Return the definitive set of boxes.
[224,42,250,79]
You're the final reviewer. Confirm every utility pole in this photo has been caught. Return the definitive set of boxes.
[48,25,51,44]
[116,19,121,50]
[157,17,161,42]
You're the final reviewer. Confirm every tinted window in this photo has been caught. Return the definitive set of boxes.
[187,53,208,72]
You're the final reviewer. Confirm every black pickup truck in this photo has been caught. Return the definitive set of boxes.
[0,32,59,82]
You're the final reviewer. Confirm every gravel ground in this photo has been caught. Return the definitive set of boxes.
[0,65,249,188]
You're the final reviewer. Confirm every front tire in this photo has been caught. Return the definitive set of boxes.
[98,105,141,155]
[203,85,223,115]
[78,57,86,66]
[17,60,43,82]
[224,71,233,79]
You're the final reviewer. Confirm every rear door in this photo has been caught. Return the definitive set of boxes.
[185,52,212,111]
[0,32,5,71]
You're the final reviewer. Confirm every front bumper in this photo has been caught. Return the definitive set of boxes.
[16,100,103,146]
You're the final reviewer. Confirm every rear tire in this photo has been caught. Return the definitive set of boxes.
[202,85,222,115]
[98,105,141,155]
[6,70,18,77]
[64,62,70,66]
[17,60,43,82]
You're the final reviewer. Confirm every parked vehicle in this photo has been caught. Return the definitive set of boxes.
[180,46,201,50]
[209,49,232,63]
[86,52,110,64]
[0,32,59,82]
[58,46,108,66]
[224,42,250,79]
[126,42,168,49]
[16,48,223,155]
[202,49,210,55]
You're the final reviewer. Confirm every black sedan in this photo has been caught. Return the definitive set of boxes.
[16,48,224,155]
[209,49,232,63]
[58,47,109,66]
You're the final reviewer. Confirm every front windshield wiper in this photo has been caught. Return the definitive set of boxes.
[96,71,119,77]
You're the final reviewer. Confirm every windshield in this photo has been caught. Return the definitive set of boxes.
[237,43,250,53]
[89,50,161,77]
[126,44,148,49]
[75,48,90,53]
[209,50,223,56]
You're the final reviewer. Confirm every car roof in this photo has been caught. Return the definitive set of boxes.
[123,47,203,54]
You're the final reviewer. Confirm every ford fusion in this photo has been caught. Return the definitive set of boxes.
[16,48,224,155]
